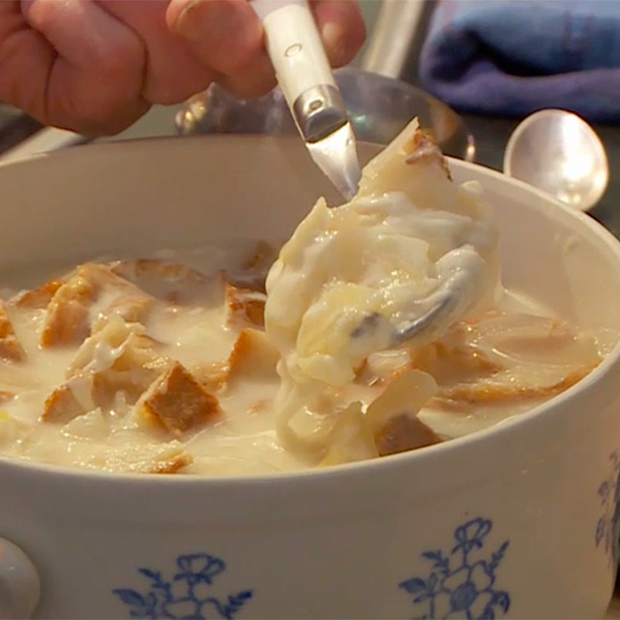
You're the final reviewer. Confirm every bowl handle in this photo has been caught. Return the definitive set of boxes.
[0,537,40,619]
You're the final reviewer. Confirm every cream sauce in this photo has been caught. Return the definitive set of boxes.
[0,243,605,476]
[0,245,309,474]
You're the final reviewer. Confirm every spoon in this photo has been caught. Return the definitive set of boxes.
[348,245,482,352]
[251,0,361,201]
[503,109,609,212]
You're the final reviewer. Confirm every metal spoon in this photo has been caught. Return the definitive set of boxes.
[503,109,609,212]
[348,245,481,351]
[251,0,361,201]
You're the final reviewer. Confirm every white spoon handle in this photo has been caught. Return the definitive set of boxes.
[252,0,335,102]
[251,0,347,143]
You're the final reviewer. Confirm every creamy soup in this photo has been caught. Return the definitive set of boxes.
[0,120,609,475]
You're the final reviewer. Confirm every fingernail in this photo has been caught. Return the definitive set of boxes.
[173,0,242,42]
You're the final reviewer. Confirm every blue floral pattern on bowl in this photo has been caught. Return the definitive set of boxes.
[399,517,511,620]
[113,552,253,619]
[595,449,620,565]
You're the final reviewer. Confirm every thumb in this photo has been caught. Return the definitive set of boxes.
[167,0,263,76]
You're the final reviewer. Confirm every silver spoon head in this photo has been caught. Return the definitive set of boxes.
[306,121,361,202]
[503,109,609,212]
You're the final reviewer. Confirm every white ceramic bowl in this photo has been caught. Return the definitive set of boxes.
[0,136,620,620]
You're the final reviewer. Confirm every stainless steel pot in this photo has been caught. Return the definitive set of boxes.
[175,67,475,161]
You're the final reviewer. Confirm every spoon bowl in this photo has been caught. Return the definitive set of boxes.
[503,109,609,212]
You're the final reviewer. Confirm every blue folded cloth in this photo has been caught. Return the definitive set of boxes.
[418,0,620,123]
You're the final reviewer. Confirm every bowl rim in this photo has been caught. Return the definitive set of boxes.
[0,134,619,486]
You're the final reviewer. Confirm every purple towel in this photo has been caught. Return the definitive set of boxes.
[419,0,620,123]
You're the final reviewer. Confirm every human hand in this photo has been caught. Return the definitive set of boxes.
[0,0,365,136]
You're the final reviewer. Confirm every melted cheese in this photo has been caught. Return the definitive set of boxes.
[264,120,502,459]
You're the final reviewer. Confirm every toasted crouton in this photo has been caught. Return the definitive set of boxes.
[403,128,452,179]
[146,450,193,474]
[190,360,230,393]
[192,328,280,392]
[221,241,277,293]
[90,294,152,333]
[411,322,503,385]
[40,263,154,348]
[41,384,85,423]
[10,278,65,309]
[41,384,82,423]
[227,328,280,382]
[109,259,207,284]
[363,369,440,456]
[135,361,222,435]
[40,374,95,423]
[67,317,171,412]
[40,266,98,347]
[243,240,277,273]
[225,283,266,328]
[0,300,24,361]
[431,364,596,411]
[67,317,159,377]
[108,259,214,304]
[375,414,443,456]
